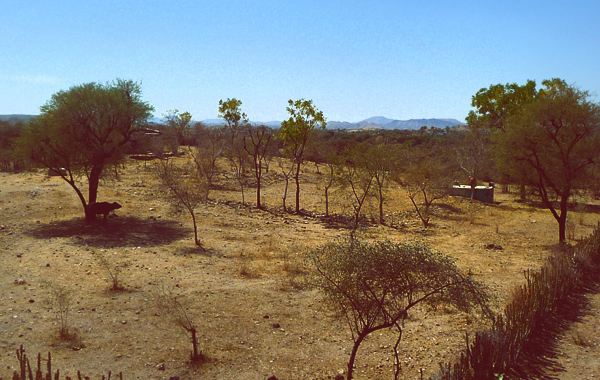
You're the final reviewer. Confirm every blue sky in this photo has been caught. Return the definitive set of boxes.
[2,1,599,123]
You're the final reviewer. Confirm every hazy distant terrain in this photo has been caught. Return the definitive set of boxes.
[0,114,36,122]
[2,114,464,130]
[191,116,465,130]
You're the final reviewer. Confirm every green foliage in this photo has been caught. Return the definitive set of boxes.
[280,99,327,151]
[498,80,600,241]
[15,79,154,216]
[308,237,490,380]
[466,80,537,132]
[218,98,247,137]
[280,99,326,213]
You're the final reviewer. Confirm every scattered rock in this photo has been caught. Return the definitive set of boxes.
[263,315,270,319]
[335,375,345,380]
[272,323,281,329]
[46,263,50,267]
[156,363,166,370]
[266,376,278,380]
[484,244,503,250]
[169,377,180,380]
[14,279,25,285]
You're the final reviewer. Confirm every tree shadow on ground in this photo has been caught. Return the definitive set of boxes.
[177,245,222,257]
[25,216,190,248]
[517,199,600,214]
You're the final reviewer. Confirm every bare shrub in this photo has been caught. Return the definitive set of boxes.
[93,249,130,291]
[154,281,205,362]
[43,282,75,340]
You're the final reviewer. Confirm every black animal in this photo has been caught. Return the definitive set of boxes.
[86,202,122,224]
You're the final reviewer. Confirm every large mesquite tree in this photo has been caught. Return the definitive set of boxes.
[308,237,491,380]
[498,79,600,242]
[17,79,154,222]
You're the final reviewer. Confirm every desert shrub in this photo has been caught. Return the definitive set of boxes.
[43,282,74,340]
[154,281,205,362]
[433,223,600,380]
[308,236,491,380]
[94,250,130,291]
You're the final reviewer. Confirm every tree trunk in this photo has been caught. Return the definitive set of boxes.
[325,186,329,217]
[347,333,368,380]
[88,164,104,204]
[282,178,289,212]
[294,160,301,213]
[520,181,527,200]
[191,327,199,360]
[191,209,200,245]
[256,163,262,209]
[558,194,569,242]
[378,187,384,225]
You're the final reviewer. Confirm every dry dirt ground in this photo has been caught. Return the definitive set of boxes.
[1,158,599,380]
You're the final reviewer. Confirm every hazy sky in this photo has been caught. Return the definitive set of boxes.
[2,1,599,122]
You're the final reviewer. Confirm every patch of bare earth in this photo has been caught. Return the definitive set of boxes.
[1,160,599,379]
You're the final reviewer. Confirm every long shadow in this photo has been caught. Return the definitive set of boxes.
[518,199,600,214]
[25,216,190,248]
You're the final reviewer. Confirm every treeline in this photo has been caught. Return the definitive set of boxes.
[0,119,28,171]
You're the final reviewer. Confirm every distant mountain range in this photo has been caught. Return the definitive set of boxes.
[0,114,36,122]
[3,115,465,130]
[199,116,465,130]
[327,117,465,130]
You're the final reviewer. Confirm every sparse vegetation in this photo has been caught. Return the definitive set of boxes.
[307,237,491,380]
[93,249,130,291]
[2,78,600,379]
[155,281,205,363]
[43,282,75,340]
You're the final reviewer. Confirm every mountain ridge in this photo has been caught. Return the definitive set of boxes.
[2,115,465,130]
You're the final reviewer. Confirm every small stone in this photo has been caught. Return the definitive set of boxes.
[156,363,166,370]
[272,323,281,329]
[14,279,25,285]
[46,263,50,267]
[263,315,270,319]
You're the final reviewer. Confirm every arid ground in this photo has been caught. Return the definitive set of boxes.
[1,158,599,379]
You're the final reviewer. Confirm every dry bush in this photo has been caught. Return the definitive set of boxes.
[154,281,205,363]
[43,282,76,341]
[93,249,130,291]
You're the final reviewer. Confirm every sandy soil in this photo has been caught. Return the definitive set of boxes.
[1,159,599,379]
